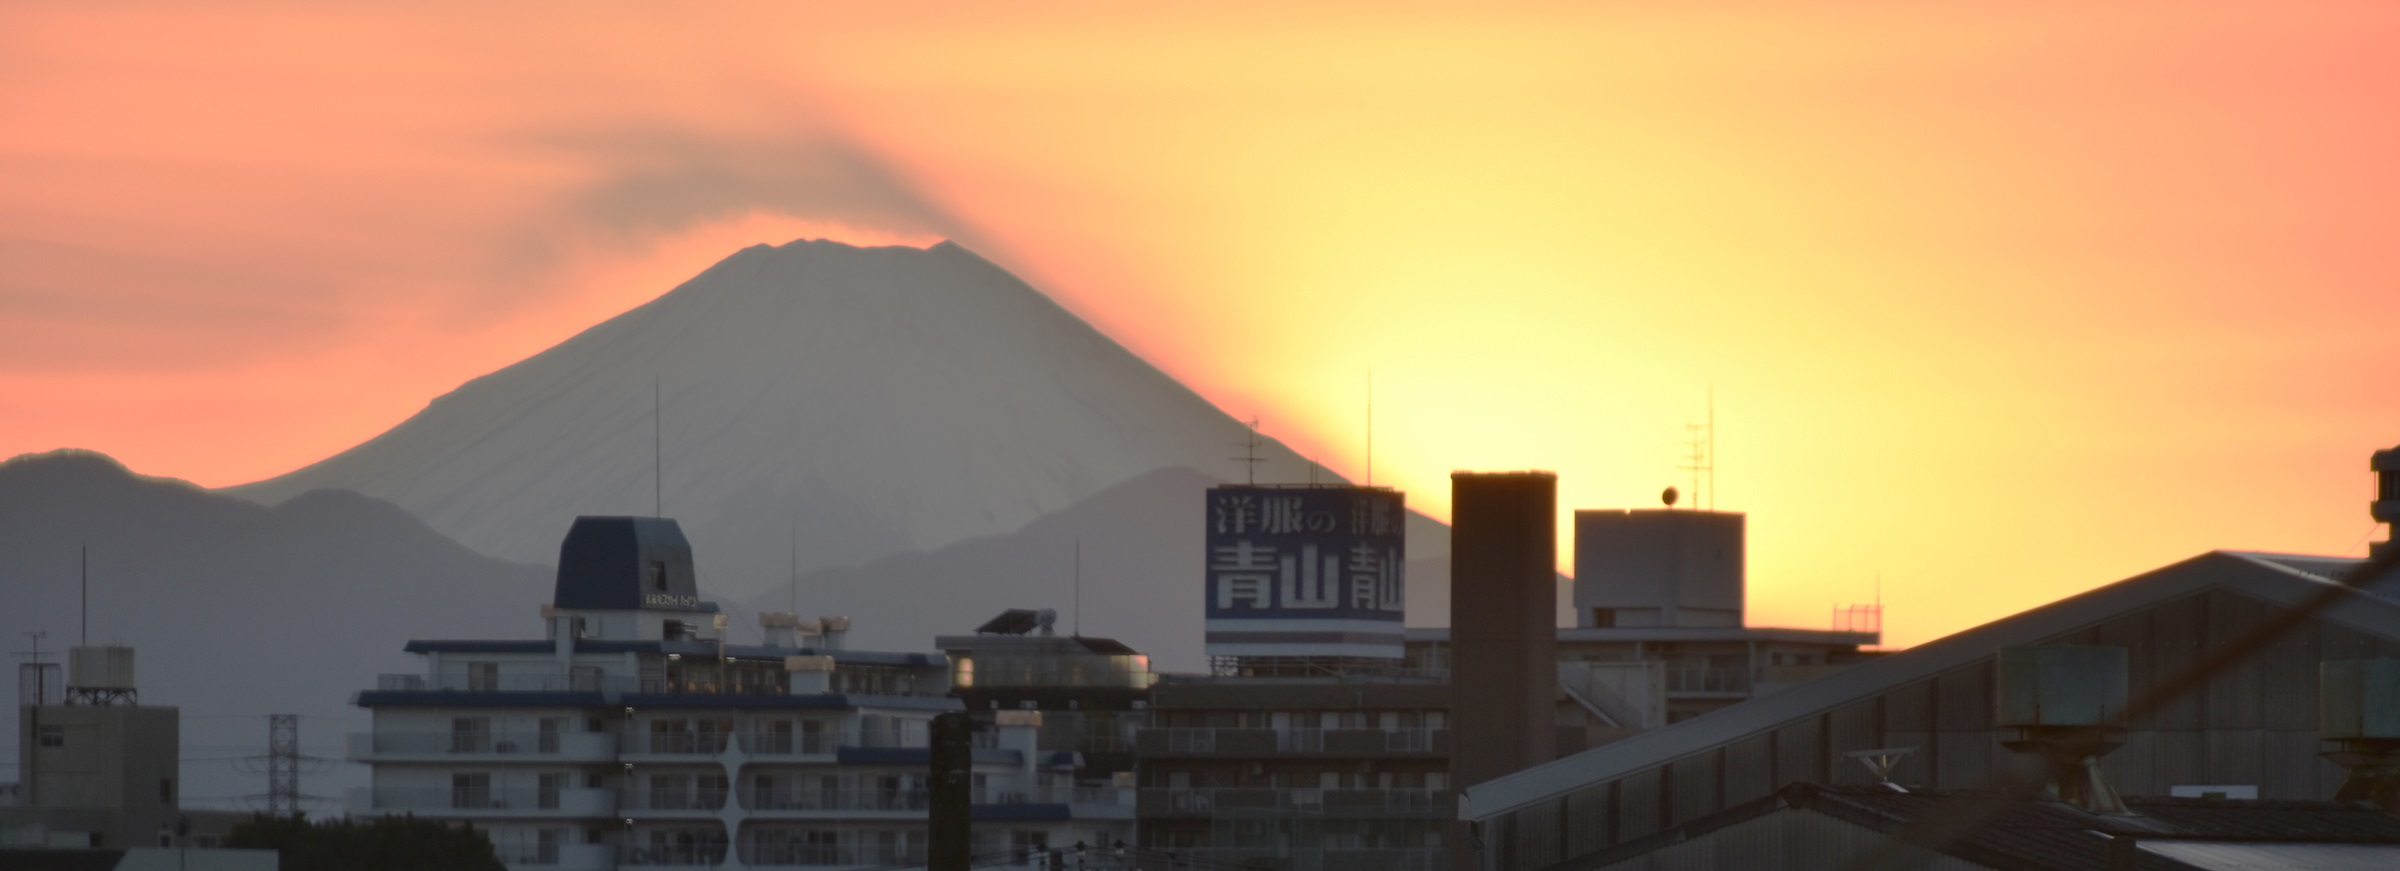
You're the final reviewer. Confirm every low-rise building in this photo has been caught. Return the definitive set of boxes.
[348,516,1133,870]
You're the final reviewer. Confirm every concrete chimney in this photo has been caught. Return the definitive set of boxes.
[1449,472,1559,786]
[2372,446,2398,560]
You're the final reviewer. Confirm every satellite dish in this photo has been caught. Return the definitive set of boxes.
[1035,609,1058,636]
[1662,486,1680,508]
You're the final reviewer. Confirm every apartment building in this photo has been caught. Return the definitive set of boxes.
[347,516,1132,870]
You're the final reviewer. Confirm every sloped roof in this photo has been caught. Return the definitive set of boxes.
[1786,784,2400,871]
[1461,550,2400,822]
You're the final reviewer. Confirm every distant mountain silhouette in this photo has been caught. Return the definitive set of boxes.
[735,466,1455,672]
[0,450,549,808]
[226,240,1440,601]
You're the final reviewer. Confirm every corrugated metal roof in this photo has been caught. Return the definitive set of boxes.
[2139,841,2400,870]
[1461,550,2396,821]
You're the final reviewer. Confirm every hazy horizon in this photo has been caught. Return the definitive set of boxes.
[6,2,2399,652]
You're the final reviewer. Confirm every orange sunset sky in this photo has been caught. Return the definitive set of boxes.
[4,2,2397,648]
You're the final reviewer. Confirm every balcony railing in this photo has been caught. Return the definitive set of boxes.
[1176,847,1447,871]
[1140,727,1447,756]
[352,786,614,817]
[741,785,1131,813]
[1140,787,1448,817]
[742,786,928,813]
[1663,666,1752,695]
[736,843,927,867]
[493,842,615,870]
[734,731,841,756]
[617,788,730,813]
[618,843,729,868]
[348,730,615,761]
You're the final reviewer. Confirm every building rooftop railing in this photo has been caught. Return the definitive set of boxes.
[1174,847,1447,871]
[1140,787,1450,817]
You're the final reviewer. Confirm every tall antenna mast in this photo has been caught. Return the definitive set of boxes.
[789,523,799,617]
[80,544,88,646]
[1366,370,1374,487]
[653,377,663,518]
[1073,539,1083,638]
[1230,417,1265,485]
[1679,395,1716,511]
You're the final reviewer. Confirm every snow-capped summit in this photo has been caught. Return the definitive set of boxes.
[228,239,1343,598]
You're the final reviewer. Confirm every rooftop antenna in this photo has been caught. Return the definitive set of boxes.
[653,377,663,518]
[1679,395,1715,511]
[1073,538,1083,638]
[10,631,48,665]
[790,523,799,617]
[80,544,88,646]
[1231,416,1265,485]
[1366,369,1374,487]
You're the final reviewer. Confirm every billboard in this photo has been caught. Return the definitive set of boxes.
[1204,485,1406,659]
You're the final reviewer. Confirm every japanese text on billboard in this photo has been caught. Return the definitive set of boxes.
[1205,486,1405,621]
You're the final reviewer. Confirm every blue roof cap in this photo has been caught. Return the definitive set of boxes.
[554,516,706,611]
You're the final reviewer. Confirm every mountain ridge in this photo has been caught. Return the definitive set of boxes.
[224,238,1426,602]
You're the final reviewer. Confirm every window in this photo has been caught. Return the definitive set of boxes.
[37,725,63,747]
[160,778,174,804]
[451,772,492,809]
[450,717,492,752]
[648,561,667,591]
[467,662,499,692]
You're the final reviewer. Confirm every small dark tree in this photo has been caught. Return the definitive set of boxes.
[226,813,505,871]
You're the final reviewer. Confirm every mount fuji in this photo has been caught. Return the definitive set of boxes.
[230,240,1450,641]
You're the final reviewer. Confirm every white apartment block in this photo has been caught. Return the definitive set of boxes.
[347,516,1133,870]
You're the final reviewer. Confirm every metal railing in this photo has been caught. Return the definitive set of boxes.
[1143,727,1445,754]
[617,788,731,812]
[741,785,1131,812]
[735,731,841,755]
[1663,666,1751,695]
[617,843,729,867]
[1175,847,1447,871]
[737,842,927,867]
[358,786,613,814]
[1143,787,1447,816]
[742,786,928,813]
[350,729,614,758]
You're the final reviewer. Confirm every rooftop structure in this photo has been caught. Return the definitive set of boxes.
[1586,782,2400,870]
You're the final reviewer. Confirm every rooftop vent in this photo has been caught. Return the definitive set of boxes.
[1996,644,2129,814]
[2320,658,2400,810]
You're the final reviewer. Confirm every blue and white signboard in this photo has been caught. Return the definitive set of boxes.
[1204,485,1406,659]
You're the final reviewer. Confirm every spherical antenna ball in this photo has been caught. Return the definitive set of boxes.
[1662,486,1679,507]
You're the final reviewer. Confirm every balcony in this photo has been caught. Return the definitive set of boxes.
[738,785,1132,817]
[736,843,926,868]
[1138,788,1448,818]
[347,730,617,763]
[734,731,840,758]
[616,788,730,818]
[495,842,615,871]
[1176,847,1446,871]
[1663,666,1752,697]
[350,786,616,818]
[1136,728,1447,757]
[618,731,733,759]
[617,843,727,869]
[740,786,928,814]
[376,672,631,694]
